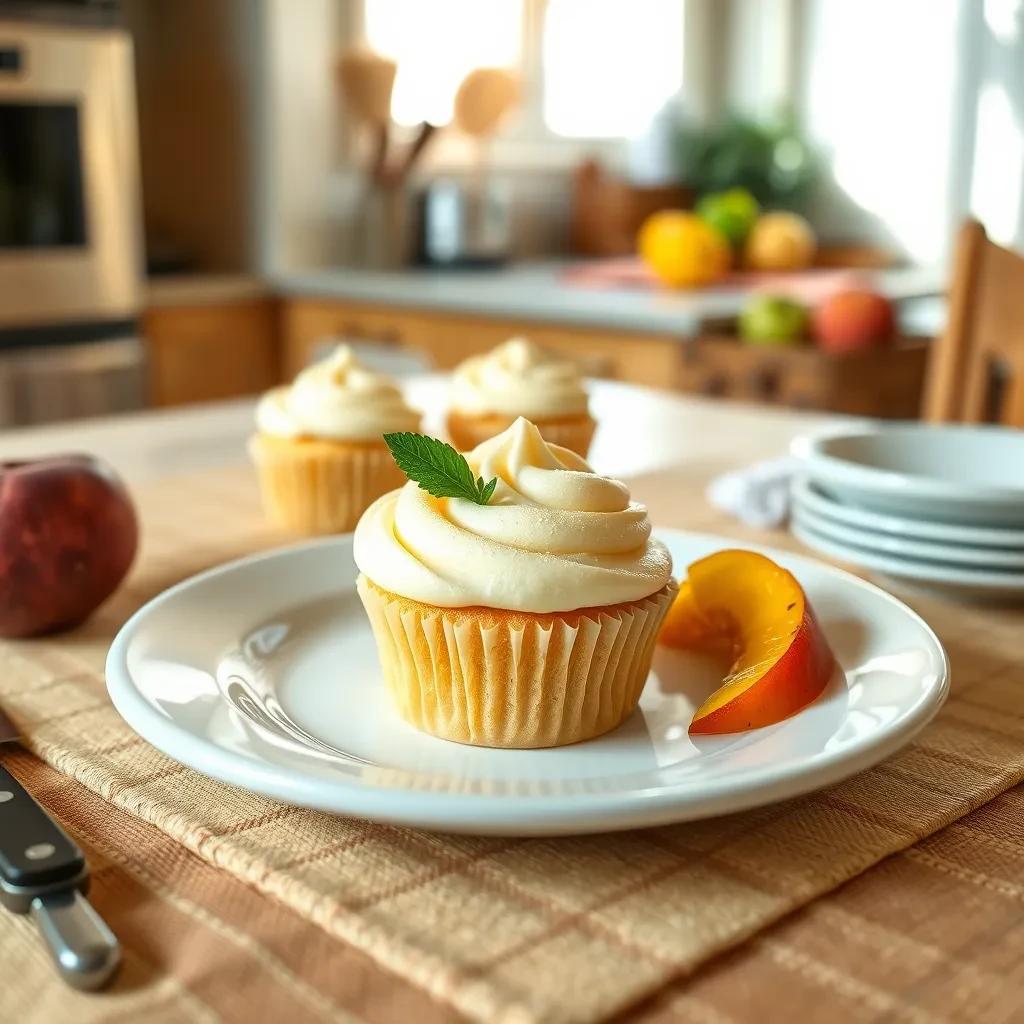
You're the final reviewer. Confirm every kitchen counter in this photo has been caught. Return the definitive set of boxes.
[274,262,945,338]
[145,273,270,308]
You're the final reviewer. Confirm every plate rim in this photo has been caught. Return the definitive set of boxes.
[792,519,1024,590]
[106,531,951,835]
[792,501,1024,570]
[792,477,1024,548]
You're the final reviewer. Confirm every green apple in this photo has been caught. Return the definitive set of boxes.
[696,188,760,248]
[739,294,809,346]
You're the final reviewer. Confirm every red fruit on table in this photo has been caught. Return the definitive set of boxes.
[812,289,895,354]
[0,455,138,638]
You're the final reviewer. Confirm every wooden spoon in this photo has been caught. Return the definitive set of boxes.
[336,48,397,183]
[453,67,520,215]
[453,68,521,138]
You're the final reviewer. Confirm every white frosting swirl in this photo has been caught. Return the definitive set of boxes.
[354,417,671,612]
[450,337,589,418]
[256,345,420,441]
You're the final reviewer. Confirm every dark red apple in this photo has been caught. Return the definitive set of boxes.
[0,455,138,637]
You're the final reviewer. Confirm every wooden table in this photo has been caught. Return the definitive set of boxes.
[2,380,1022,1024]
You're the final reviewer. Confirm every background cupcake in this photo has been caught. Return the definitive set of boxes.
[446,337,596,456]
[249,345,420,535]
[354,418,675,748]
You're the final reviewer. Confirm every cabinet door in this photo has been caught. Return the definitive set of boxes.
[279,300,412,379]
[281,298,684,388]
[145,300,279,407]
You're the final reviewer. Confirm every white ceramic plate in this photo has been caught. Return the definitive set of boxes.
[106,531,949,836]
[792,502,1024,570]
[792,518,1024,599]
[792,478,1024,549]
[793,424,1024,525]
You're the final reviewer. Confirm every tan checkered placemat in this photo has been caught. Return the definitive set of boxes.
[3,464,1024,1024]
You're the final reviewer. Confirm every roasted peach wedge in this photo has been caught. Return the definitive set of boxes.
[659,549,836,735]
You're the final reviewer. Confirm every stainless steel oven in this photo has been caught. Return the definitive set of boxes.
[0,13,145,424]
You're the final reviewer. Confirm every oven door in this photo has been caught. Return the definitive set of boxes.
[0,22,141,329]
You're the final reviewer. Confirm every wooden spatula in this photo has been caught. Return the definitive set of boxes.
[336,48,397,183]
[453,68,521,139]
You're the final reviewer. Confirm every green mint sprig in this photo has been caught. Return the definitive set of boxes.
[383,432,497,505]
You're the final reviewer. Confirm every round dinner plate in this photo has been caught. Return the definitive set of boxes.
[792,501,1024,570]
[106,531,949,836]
[792,518,1024,599]
[793,424,1024,525]
[792,478,1024,549]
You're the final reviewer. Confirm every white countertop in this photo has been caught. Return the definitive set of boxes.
[273,262,945,338]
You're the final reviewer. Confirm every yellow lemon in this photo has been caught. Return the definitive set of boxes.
[638,211,731,289]
[744,211,817,271]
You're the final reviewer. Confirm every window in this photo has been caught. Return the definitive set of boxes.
[363,0,523,127]
[542,0,686,138]
[361,0,687,146]
[797,0,960,262]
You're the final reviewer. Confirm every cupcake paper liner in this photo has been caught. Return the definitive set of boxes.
[249,434,405,536]
[357,576,678,748]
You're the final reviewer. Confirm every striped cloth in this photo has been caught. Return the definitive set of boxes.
[2,464,1024,1024]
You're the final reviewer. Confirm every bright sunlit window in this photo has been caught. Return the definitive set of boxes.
[364,0,523,126]
[542,0,685,137]
[362,0,685,139]
[800,0,959,262]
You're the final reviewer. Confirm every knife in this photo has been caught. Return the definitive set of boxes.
[0,705,120,990]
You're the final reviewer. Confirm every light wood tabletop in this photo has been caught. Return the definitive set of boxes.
[2,379,1022,1024]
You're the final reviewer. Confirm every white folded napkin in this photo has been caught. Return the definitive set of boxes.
[706,456,799,529]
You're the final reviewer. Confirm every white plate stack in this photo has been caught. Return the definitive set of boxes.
[790,424,1024,599]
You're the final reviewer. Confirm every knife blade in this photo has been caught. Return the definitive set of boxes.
[0,705,120,990]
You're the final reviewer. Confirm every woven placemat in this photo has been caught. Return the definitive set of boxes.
[3,465,1023,1024]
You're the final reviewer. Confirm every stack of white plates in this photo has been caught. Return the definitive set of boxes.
[791,424,1024,598]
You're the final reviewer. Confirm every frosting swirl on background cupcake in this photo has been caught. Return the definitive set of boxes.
[354,418,671,612]
[450,338,590,419]
[256,345,420,441]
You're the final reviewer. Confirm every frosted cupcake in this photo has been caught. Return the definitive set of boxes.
[447,337,596,457]
[249,345,420,535]
[354,418,675,748]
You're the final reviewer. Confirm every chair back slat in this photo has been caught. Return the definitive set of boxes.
[924,219,1024,427]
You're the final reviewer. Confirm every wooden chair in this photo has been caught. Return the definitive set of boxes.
[924,219,1024,427]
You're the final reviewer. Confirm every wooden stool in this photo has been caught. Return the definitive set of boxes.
[924,219,1024,426]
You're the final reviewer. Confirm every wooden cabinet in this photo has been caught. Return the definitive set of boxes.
[279,298,685,388]
[148,291,929,419]
[678,329,929,417]
[144,299,279,407]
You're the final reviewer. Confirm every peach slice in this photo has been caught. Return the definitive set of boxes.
[659,549,836,734]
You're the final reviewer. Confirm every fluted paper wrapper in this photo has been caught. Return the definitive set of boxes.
[357,576,678,748]
[249,434,405,536]
[447,412,597,459]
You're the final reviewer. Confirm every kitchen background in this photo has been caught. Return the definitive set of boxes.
[1,0,1022,424]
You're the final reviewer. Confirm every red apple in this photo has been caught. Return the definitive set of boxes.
[0,455,138,637]
[812,289,895,354]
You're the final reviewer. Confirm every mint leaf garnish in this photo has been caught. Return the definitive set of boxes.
[383,432,497,505]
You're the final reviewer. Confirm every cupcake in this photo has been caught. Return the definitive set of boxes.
[354,418,675,748]
[249,345,420,535]
[447,337,597,457]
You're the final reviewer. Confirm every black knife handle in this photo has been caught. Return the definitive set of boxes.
[0,764,85,888]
